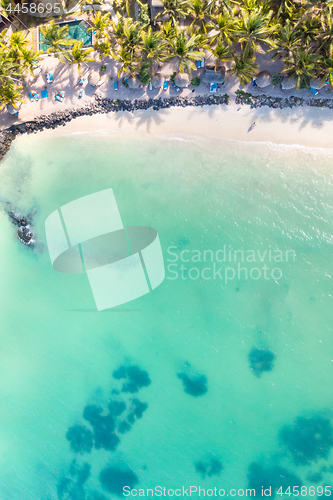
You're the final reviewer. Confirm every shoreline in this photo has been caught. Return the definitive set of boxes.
[2,92,333,161]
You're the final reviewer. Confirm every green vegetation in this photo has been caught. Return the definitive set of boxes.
[2,0,333,113]
[191,76,200,86]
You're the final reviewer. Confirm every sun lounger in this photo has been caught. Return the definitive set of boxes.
[114,81,118,90]
[196,58,204,69]
[252,78,257,86]
[78,89,83,98]
[310,87,319,95]
[163,80,169,90]
[29,92,34,102]
[34,92,39,101]
[77,77,84,86]
[55,94,62,102]
[46,73,53,84]
[210,83,217,92]
[123,77,128,86]
[175,85,180,92]
[149,81,153,90]
[96,78,104,87]
[56,91,65,98]
[41,89,48,98]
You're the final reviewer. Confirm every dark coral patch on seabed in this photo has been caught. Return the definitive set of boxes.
[177,363,208,397]
[279,414,333,465]
[195,456,223,478]
[66,424,94,454]
[100,466,138,496]
[113,365,151,393]
[249,348,276,377]
[248,463,302,498]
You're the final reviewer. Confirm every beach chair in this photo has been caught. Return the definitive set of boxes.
[77,77,84,86]
[310,87,319,95]
[114,81,118,90]
[34,92,39,101]
[210,83,217,92]
[196,58,204,69]
[252,78,257,86]
[175,85,180,92]
[163,80,169,91]
[55,94,62,102]
[41,89,48,98]
[29,92,34,102]
[56,91,65,98]
[149,81,153,91]
[78,89,83,98]
[46,73,53,84]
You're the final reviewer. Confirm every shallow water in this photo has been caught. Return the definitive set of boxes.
[0,131,333,499]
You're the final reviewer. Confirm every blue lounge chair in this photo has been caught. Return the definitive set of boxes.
[55,94,62,102]
[114,81,118,90]
[163,80,169,90]
[56,91,65,98]
[149,81,153,90]
[77,77,84,86]
[78,89,83,98]
[210,82,217,92]
[41,89,48,98]
[310,87,319,95]
[29,92,34,102]
[34,92,39,101]
[196,58,204,69]
[252,78,257,86]
[46,73,53,84]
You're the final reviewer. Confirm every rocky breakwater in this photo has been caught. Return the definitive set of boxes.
[8,211,35,246]
[235,89,333,110]
[0,93,229,162]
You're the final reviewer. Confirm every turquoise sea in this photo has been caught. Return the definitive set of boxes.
[0,130,333,499]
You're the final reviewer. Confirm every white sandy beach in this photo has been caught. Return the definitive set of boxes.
[40,98,333,151]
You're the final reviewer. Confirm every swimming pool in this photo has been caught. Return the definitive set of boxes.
[39,19,92,52]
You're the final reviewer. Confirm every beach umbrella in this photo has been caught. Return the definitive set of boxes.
[175,73,190,87]
[202,66,225,84]
[255,71,272,88]
[281,76,297,90]
[152,73,163,88]
[7,103,21,115]
[88,71,101,86]
[309,78,325,89]
[128,76,140,89]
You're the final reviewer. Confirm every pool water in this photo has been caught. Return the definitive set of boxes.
[39,20,92,52]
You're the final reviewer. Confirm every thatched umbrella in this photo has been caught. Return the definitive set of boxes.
[281,76,297,90]
[202,66,225,84]
[7,103,21,115]
[88,72,101,86]
[255,71,272,88]
[128,76,140,89]
[152,73,163,88]
[175,73,189,87]
[309,78,325,89]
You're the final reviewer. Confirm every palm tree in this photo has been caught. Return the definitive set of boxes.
[112,46,140,77]
[317,7,333,58]
[88,11,111,40]
[282,46,321,88]
[7,32,28,61]
[0,55,21,87]
[20,48,43,76]
[168,29,204,74]
[233,7,276,56]
[69,41,94,75]
[155,0,191,25]
[321,55,333,87]
[0,82,25,110]
[207,11,237,45]
[160,20,177,41]
[270,19,301,60]
[211,40,234,71]
[228,52,259,85]
[188,0,215,33]
[39,21,75,62]
[141,26,169,73]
